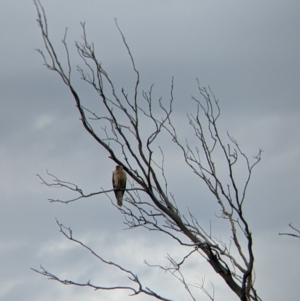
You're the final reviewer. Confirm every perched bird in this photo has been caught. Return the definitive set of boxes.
[112,165,127,206]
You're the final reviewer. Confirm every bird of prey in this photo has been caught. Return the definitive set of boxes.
[112,165,127,206]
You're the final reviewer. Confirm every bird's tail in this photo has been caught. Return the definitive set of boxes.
[116,191,123,206]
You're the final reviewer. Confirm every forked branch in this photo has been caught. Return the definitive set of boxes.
[32,220,176,301]
[279,223,300,238]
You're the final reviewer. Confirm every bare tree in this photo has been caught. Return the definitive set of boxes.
[33,1,262,301]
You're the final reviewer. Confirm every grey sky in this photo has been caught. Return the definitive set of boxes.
[1,0,299,300]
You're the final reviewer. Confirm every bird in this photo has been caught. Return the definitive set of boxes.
[112,165,127,206]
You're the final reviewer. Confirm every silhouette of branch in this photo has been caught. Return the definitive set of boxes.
[32,219,176,301]
[279,223,300,238]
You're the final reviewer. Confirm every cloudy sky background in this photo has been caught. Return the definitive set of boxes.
[1,0,299,300]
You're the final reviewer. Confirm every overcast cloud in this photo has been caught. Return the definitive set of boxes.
[1,1,299,300]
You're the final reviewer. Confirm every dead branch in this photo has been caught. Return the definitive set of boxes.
[279,223,300,238]
[32,220,176,301]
